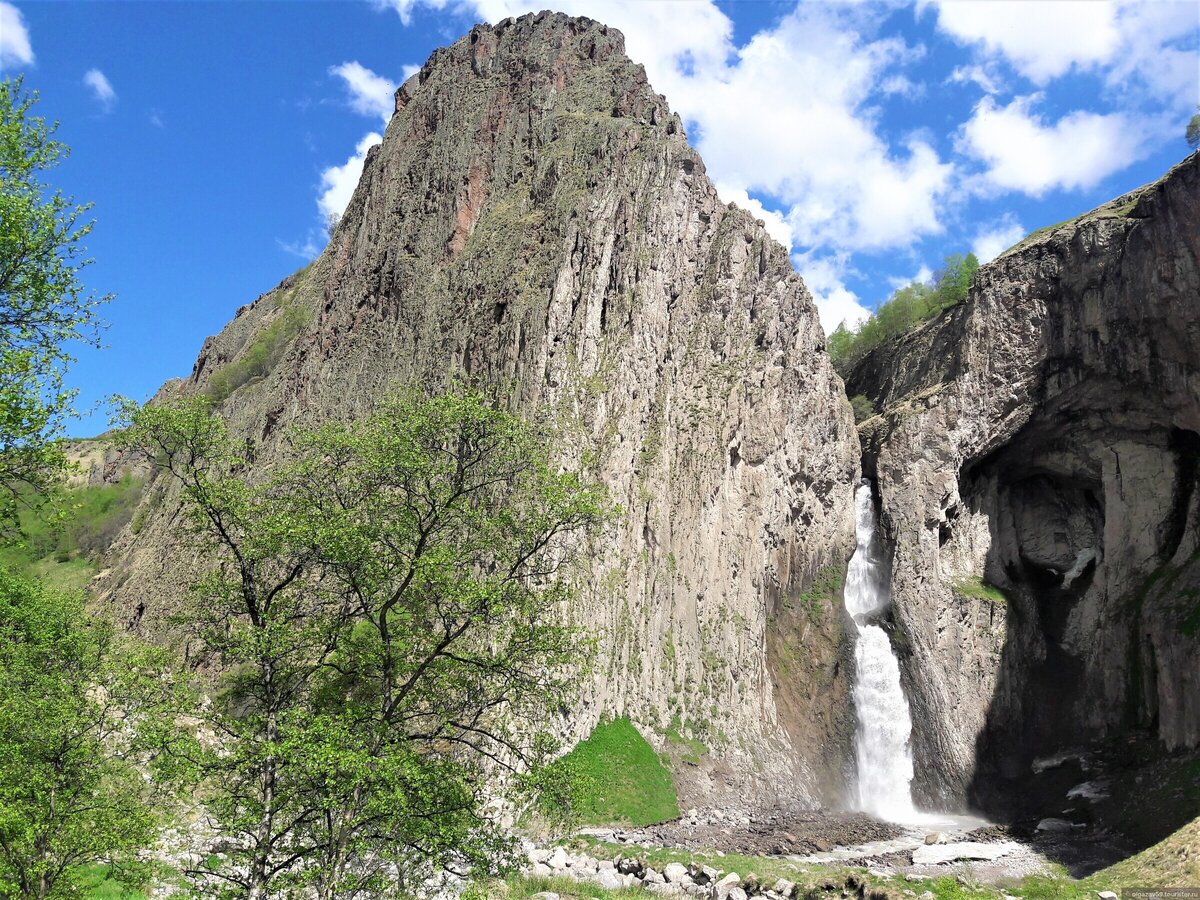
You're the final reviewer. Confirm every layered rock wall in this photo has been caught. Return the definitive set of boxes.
[101,13,860,805]
[847,154,1200,813]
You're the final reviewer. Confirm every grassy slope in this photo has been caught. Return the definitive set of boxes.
[1096,816,1200,888]
[554,718,679,827]
[0,475,144,593]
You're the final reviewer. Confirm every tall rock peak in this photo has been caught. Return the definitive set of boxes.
[103,14,861,806]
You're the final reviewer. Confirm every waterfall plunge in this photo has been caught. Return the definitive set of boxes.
[844,481,919,823]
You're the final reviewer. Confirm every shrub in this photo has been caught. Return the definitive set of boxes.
[206,301,307,402]
[849,395,875,424]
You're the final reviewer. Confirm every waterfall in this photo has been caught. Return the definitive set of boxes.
[844,480,919,823]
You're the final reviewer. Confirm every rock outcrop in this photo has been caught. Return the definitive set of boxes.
[845,153,1200,822]
[100,12,859,804]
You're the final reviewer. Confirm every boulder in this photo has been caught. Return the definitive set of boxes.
[595,869,624,890]
[712,872,742,900]
[664,863,690,884]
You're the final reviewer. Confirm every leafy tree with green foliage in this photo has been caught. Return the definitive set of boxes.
[119,388,608,898]
[848,394,875,424]
[827,252,979,376]
[0,78,108,529]
[826,322,853,362]
[1188,107,1200,151]
[0,568,182,900]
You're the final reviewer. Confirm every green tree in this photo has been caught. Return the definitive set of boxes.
[829,252,979,377]
[827,322,853,363]
[0,78,108,529]
[849,394,876,424]
[0,568,181,900]
[1188,107,1200,150]
[119,389,608,898]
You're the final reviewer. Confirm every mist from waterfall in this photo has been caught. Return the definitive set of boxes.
[844,480,919,823]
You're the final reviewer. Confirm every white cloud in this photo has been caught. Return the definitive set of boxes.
[83,68,116,110]
[373,0,451,27]
[959,95,1142,195]
[686,6,954,251]
[948,64,1003,95]
[796,252,872,333]
[972,215,1025,263]
[924,0,1121,84]
[886,264,933,290]
[330,61,396,125]
[926,0,1198,102]
[880,74,923,99]
[1103,1,1200,102]
[715,183,793,249]
[0,2,33,69]
[318,131,383,227]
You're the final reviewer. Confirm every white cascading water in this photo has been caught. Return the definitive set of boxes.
[844,480,920,823]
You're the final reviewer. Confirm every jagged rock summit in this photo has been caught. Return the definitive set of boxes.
[101,12,861,806]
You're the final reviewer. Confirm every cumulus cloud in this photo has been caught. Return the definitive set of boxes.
[924,0,1122,84]
[972,215,1025,263]
[925,0,1198,100]
[317,131,383,228]
[796,252,872,333]
[310,61,414,239]
[886,264,933,291]
[378,0,954,255]
[330,61,396,125]
[0,2,34,69]
[83,68,116,110]
[959,95,1142,195]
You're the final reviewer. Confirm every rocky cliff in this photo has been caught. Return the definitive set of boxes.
[846,153,1200,827]
[100,12,860,806]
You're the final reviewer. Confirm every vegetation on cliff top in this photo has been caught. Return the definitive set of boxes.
[828,253,979,377]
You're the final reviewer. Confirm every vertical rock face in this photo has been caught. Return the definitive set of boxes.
[102,12,860,804]
[846,154,1200,816]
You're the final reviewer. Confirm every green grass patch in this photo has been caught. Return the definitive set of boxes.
[479,873,652,898]
[546,718,679,827]
[662,716,708,766]
[953,576,1008,604]
[207,297,309,402]
[0,475,145,592]
[78,864,147,900]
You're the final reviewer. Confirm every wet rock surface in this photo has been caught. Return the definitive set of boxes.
[845,153,1200,848]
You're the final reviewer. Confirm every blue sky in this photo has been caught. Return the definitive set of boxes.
[0,0,1196,436]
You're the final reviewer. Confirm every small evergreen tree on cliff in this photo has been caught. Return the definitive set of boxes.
[1187,107,1200,150]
